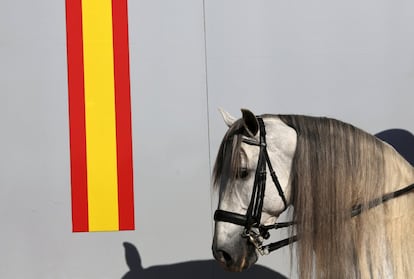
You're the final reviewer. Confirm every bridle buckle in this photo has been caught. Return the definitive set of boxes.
[241,228,269,256]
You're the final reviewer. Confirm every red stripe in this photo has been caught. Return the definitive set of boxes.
[112,0,135,230]
[66,0,89,232]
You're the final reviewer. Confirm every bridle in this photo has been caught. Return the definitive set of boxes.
[214,116,414,256]
[214,117,295,255]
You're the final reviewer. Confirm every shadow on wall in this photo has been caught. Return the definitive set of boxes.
[375,129,414,166]
[121,242,288,279]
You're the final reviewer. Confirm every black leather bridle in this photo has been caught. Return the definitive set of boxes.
[214,117,296,255]
[214,116,414,256]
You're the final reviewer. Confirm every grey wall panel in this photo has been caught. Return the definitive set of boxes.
[206,0,414,132]
[128,0,212,269]
[205,0,414,277]
[0,0,212,278]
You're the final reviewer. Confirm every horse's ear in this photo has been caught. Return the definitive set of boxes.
[218,108,236,127]
[241,108,259,136]
[123,242,143,272]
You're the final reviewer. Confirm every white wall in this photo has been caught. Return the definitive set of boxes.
[1,0,413,278]
[205,1,414,274]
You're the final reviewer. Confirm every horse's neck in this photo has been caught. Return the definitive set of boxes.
[378,143,414,279]
[383,143,414,192]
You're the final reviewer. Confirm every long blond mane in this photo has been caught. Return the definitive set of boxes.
[278,115,414,279]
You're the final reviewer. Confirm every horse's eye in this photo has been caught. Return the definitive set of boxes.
[238,168,249,179]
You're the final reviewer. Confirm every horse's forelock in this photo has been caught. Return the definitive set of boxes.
[212,119,245,190]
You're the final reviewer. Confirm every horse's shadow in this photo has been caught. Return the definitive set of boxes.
[376,129,414,166]
[121,242,288,279]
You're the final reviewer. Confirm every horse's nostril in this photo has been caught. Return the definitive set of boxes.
[215,249,233,267]
[221,250,232,264]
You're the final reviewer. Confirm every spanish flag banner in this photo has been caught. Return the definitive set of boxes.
[66,0,134,232]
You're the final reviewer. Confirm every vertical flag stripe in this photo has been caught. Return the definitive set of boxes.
[66,0,89,232]
[82,0,119,232]
[66,0,134,232]
[112,0,135,230]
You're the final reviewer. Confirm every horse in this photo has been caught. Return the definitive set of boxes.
[211,109,414,279]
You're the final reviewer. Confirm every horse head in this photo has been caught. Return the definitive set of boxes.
[211,109,414,278]
[211,109,297,271]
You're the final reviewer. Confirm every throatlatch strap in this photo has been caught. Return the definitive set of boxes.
[264,151,288,210]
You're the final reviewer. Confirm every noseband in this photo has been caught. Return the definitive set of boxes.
[214,116,414,256]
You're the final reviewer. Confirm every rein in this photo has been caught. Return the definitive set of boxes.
[214,116,414,255]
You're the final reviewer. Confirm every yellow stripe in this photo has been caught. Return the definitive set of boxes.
[82,0,119,231]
